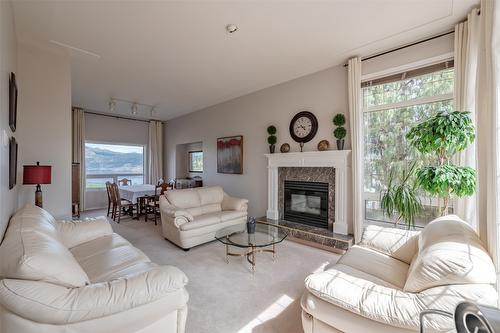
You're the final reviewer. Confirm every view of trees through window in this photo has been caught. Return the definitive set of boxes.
[363,66,454,227]
[85,142,145,189]
[189,151,203,172]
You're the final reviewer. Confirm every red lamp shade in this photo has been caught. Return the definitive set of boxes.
[23,163,51,185]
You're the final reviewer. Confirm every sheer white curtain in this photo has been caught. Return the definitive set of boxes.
[72,107,85,210]
[148,120,163,184]
[456,0,500,292]
[348,57,364,243]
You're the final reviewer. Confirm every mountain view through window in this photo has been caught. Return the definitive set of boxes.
[85,142,144,189]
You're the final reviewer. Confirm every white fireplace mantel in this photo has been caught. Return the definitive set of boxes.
[265,150,352,235]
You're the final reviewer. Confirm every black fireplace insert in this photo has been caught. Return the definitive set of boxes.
[284,180,328,229]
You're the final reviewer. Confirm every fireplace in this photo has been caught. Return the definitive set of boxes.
[284,180,328,229]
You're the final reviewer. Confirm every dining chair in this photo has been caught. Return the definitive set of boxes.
[111,183,135,223]
[118,178,132,186]
[105,181,113,216]
[145,182,169,225]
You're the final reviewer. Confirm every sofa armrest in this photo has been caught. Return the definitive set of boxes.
[221,194,248,212]
[0,265,189,325]
[159,196,194,228]
[55,217,113,248]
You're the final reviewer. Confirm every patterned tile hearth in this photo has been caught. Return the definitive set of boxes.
[256,217,353,254]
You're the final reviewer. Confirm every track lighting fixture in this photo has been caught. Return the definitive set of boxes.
[131,103,138,115]
[108,99,116,112]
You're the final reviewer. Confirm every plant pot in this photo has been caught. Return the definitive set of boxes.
[269,144,275,154]
[336,139,345,150]
[247,222,256,234]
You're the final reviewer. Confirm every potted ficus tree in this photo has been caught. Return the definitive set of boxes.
[406,111,476,216]
[333,114,346,150]
[267,125,277,153]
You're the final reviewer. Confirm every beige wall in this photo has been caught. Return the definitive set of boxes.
[0,0,18,238]
[164,34,454,221]
[16,42,72,218]
[165,64,348,218]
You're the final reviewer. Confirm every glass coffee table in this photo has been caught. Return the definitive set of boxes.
[215,223,288,272]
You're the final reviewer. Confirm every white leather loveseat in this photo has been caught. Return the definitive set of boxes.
[301,215,497,333]
[160,186,248,250]
[0,204,189,333]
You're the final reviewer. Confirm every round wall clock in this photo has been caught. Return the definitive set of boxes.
[289,111,318,151]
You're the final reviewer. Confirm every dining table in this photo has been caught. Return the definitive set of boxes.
[119,184,156,219]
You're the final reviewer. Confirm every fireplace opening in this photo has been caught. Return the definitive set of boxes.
[284,180,328,229]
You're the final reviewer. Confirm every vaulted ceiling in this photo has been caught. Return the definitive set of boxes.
[12,0,478,120]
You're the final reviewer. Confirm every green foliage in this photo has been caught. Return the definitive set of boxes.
[333,114,346,126]
[380,162,422,227]
[267,125,277,135]
[406,111,475,159]
[267,135,277,145]
[416,165,476,198]
[406,110,476,215]
[334,127,346,140]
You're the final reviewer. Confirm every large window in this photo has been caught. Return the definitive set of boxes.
[188,151,203,173]
[85,142,145,189]
[362,62,454,227]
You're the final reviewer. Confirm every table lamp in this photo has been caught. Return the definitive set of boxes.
[23,161,51,208]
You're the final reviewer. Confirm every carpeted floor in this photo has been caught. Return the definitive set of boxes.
[81,210,340,333]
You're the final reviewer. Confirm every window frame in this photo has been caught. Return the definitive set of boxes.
[360,56,455,227]
[188,150,204,173]
[84,140,146,191]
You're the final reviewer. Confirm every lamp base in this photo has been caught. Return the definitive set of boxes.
[35,184,43,208]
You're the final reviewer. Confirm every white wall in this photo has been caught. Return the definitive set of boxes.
[16,42,72,218]
[164,34,454,221]
[84,113,149,210]
[0,0,18,238]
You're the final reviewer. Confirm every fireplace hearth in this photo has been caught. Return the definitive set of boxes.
[284,181,328,229]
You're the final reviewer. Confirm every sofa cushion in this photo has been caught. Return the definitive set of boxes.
[71,234,150,283]
[179,213,222,231]
[0,205,90,288]
[338,245,409,289]
[304,264,497,331]
[219,210,247,222]
[404,215,496,292]
[359,225,420,264]
[201,203,222,215]
[197,186,224,205]
[166,188,200,209]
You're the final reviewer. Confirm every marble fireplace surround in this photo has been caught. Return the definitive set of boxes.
[265,151,352,235]
[279,167,335,230]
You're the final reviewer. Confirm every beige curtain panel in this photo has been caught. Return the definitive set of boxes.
[148,120,163,184]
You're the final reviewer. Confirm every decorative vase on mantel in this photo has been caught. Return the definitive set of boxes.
[336,139,345,150]
[269,144,276,154]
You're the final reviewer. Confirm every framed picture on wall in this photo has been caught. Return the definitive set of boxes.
[9,137,17,189]
[9,72,18,132]
[217,135,243,174]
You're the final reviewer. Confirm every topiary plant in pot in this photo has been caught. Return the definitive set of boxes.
[267,125,277,153]
[333,114,346,150]
[406,111,476,216]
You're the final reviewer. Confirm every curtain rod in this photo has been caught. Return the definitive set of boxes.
[343,30,455,67]
[81,110,164,123]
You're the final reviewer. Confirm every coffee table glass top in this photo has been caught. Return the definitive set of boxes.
[215,223,287,248]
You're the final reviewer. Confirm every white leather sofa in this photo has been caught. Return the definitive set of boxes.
[301,215,497,333]
[160,186,248,250]
[0,204,189,333]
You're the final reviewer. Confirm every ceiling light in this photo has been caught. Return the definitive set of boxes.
[108,99,116,112]
[226,24,238,34]
[131,103,138,115]
[150,107,155,117]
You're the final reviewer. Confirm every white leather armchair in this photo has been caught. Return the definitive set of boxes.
[0,204,189,333]
[160,186,248,250]
[301,215,498,333]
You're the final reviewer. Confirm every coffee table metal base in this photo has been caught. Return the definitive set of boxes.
[225,242,276,272]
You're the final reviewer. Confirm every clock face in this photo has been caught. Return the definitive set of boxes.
[293,116,313,138]
[289,111,318,143]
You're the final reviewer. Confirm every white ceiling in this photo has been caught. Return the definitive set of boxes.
[12,0,478,121]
